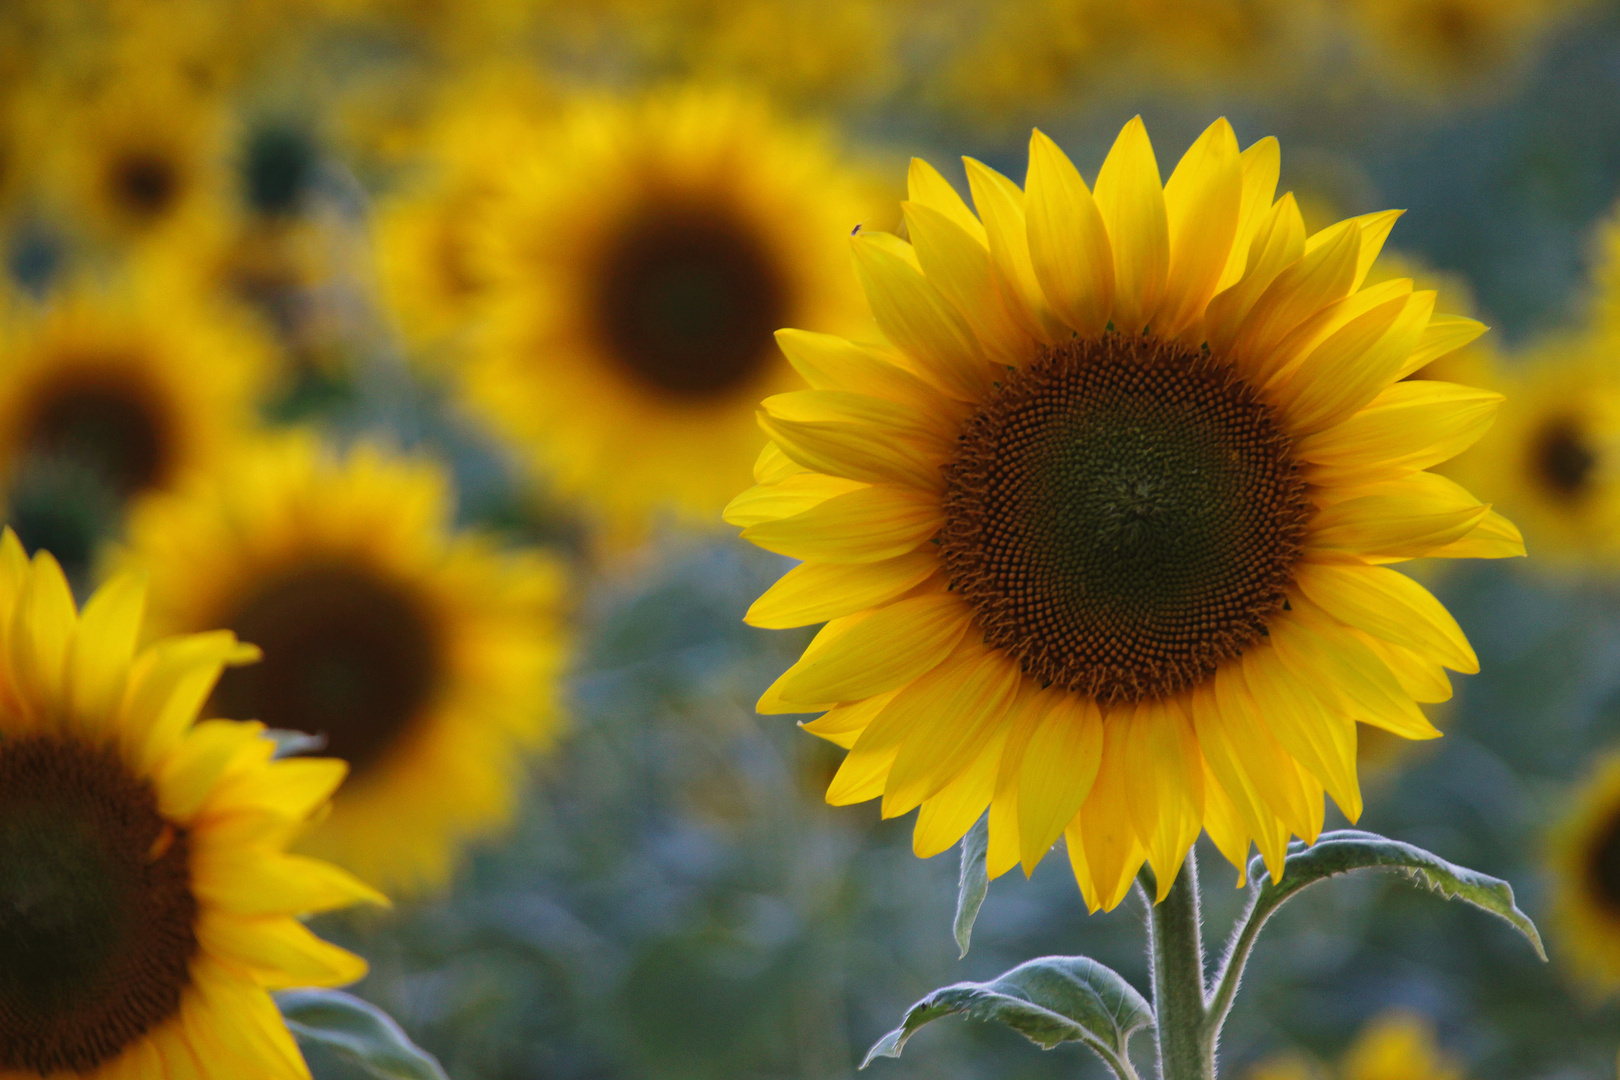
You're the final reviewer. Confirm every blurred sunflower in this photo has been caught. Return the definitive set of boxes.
[51,67,232,247]
[731,117,1520,911]
[0,279,271,571]
[466,88,890,537]
[1550,754,1620,992]
[1440,337,1620,568]
[0,531,384,1080]
[374,69,554,355]
[1249,1010,1465,1080]
[111,435,571,893]
[1347,0,1589,91]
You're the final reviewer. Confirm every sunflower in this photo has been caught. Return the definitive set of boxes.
[109,435,571,893]
[50,65,233,248]
[465,87,890,537]
[1346,0,1588,91]
[1247,1011,1464,1080]
[1439,335,1620,568]
[373,68,554,356]
[0,530,384,1080]
[730,117,1521,911]
[0,278,271,572]
[1548,753,1620,992]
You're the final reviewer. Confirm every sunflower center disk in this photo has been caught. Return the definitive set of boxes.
[592,203,787,399]
[20,370,173,500]
[111,152,180,218]
[1531,414,1596,500]
[941,335,1311,705]
[0,736,196,1075]
[211,560,443,778]
[1587,812,1620,916]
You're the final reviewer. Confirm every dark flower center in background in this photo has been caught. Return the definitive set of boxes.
[1586,809,1620,916]
[592,201,787,399]
[940,334,1310,705]
[0,736,196,1074]
[1531,414,1596,500]
[19,368,175,500]
[244,124,317,218]
[211,560,443,779]
[109,151,181,220]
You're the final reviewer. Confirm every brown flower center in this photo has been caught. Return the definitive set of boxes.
[940,334,1310,705]
[17,366,176,501]
[108,151,180,220]
[1530,415,1595,501]
[590,200,787,399]
[1587,808,1620,918]
[211,560,443,779]
[0,736,196,1075]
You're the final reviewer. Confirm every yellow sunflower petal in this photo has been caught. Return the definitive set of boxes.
[883,645,1023,817]
[1205,192,1306,356]
[913,724,1007,858]
[1297,380,1504,483]
[67,570,148,728]
[1398,313,1488,378]
[1024,128,1115,336]
[1294,562,1478,674]
[1015,693,1104,875]
[723,472,866,528]
[905,200,1036,367]
[1123,700,1204,899]
[1076,723,1146,913]
[746,552,939,628]
[195,910,368,990]
[762,592,970,708]
[987,685,1050,880]
[1214,137,1282,293]
[963,156,1061,344]
[852,231,995,401]
[1093,116,1169,334]
[1228,218,1363,376]
[1277,290,1435,436]
[1243,643,1362,822]
[741,483,943,563]
[1160,118,1242,338]
[774,329,954,409]
[907,156,986,245]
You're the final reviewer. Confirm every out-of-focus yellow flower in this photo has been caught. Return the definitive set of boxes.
[0,532,383,1080]
[1248,1010,1466,1080]
[111,434,572,894]
[374,68,556,357]
[0,277,271,566]
[48,66,234,248]
[465,86,891,538]
[1440,333,1620,570]
[926,0,1317,120]
[1346,0,1592,92]
[733,117,1519,912]
[1551,753,1620,993]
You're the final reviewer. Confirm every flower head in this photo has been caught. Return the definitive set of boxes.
[732,117,1521,909]
[0,532,381,1079]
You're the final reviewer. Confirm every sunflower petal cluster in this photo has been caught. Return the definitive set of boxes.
[110,434,571,894]
[0,529,382,1079]
[463,87,889,537]
[731,117,1523,910]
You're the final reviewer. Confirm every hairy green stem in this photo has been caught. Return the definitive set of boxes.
[1144,851,1214,1080]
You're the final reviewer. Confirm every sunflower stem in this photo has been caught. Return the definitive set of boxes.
[1144,851,1215,1080]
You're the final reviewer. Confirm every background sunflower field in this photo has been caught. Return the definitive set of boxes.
[6,1,1620,1078]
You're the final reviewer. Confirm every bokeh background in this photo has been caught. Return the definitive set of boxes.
[7,1,1620,1078]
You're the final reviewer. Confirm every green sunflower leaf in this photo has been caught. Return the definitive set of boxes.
[1252,828,1545,959]
[953,815,991,958]
[861,955,1152,1073]
[277,988,450,1080]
